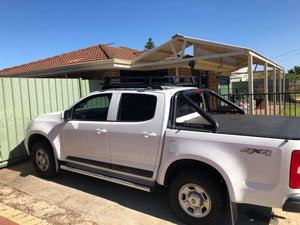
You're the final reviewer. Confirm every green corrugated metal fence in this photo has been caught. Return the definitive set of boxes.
[0,77,97,168]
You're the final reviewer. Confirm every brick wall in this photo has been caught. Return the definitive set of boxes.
[168,67,192,76]
[207,71,219,93]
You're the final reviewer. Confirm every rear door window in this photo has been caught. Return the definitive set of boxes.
[118,93,157,121]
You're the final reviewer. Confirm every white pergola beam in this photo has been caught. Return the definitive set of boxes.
[171,41,179,60]
[134,51,246,68]
[249,51,284,71]
[180,39,187,60]
[178,35,246,52]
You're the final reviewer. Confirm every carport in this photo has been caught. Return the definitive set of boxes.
[133,34,285,114]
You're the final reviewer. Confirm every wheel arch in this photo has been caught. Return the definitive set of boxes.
[28,134,51,154]
[162,159,234,201]
[27,133,59,171]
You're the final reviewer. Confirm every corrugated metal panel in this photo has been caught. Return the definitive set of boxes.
[0,77,92,168]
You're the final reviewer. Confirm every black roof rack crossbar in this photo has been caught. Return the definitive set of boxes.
[102,76,196,89]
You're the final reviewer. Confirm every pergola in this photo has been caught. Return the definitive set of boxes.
[133,34,285,114]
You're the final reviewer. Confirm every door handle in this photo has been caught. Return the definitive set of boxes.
[96,129,107,134]
[142,132,157,138]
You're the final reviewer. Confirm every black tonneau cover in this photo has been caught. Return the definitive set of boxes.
[212,114,300,140]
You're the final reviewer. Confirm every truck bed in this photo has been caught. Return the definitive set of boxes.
[212,114,300,140]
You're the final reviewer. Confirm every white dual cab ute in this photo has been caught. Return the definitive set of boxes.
[25,76,300,225]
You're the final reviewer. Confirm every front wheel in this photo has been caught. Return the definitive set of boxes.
[169,172,225,225]
[31,141,57,178]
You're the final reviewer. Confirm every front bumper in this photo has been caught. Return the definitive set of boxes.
[283,195,300,212]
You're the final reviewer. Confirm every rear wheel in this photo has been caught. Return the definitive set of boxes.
[169,172,225,225]
[31,141,57,178]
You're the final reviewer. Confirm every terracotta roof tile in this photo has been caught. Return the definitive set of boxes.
[0,44,191,76]
[0,44,144,75]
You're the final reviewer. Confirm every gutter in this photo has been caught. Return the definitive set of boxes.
[2,58,133,78]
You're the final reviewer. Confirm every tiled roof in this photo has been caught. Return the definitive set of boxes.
[0,44,146,75]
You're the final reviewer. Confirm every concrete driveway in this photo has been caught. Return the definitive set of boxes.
[0,160,298,225]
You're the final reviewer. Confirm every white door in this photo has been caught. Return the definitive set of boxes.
[109,93,165,177]
[60,93,112,165]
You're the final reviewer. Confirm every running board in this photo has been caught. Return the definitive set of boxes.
[60,165,152,192]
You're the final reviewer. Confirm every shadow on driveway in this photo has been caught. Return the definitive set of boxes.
[4,159,280,225]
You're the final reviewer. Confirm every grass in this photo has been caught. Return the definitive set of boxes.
[290,93,300,98]
[279,105,300,116]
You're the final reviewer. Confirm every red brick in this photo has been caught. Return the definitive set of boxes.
[0,216,19,225]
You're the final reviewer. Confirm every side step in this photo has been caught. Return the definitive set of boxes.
[60,165,152,192]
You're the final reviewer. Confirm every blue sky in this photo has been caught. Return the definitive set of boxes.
[0,0,299,71]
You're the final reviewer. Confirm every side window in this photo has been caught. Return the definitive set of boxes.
[72,94,112,121]
[175,94,209,125]
[118,94,157,122]
[176,93,205,118]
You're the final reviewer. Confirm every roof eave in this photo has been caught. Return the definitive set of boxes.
[1,58,133,77]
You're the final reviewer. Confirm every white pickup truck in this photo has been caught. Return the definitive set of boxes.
[25,77,300,225]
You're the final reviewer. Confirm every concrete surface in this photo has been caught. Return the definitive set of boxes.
[0,159,299,225]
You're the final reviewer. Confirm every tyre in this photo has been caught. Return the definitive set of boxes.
[169,171,225,225]
[31,141,57,178]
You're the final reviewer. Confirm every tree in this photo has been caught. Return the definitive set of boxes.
[288,66,300,74]
[286,66,300,89]
[144,37,155,50]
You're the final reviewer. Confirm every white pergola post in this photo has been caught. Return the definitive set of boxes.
[248,55,254,115]
[273,67,277,115]
[264,62,269,115]
[279,70,283,111]
[283,71,286,93]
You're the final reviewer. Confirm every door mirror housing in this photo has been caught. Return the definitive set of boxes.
[62,109,72,120]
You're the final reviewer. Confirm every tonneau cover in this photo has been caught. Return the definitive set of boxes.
[212,114,300,140]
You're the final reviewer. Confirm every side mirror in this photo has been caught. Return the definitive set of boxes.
[62,109,72,120]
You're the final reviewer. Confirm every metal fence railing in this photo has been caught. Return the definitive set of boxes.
[220,92,300,117]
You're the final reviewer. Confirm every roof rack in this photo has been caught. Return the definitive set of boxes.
[102,76,196,90]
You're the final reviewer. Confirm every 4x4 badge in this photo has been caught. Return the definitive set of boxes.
[240,148,272,156]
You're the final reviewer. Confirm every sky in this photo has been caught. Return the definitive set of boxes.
[0,0,300,72]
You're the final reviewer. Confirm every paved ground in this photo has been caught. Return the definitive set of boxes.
[0,159,299,225]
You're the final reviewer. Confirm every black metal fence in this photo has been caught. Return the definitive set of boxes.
[220,92,300,117]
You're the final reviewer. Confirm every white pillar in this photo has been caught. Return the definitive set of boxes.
[279,70,282,111]
[248,55,254,115]
[273,67,277,115]
[283,71,286,93]
[264,62,269,115]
